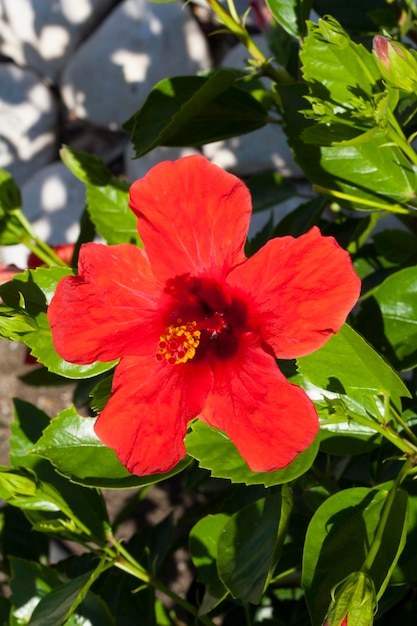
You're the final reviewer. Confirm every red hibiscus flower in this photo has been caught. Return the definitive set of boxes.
[47,155,360,476]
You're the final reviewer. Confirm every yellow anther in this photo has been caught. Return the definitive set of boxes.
[156,321,201,365]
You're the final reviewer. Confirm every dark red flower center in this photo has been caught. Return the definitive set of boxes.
[156,274,248,365]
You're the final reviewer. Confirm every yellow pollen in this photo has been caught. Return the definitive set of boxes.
[156,321,201,365]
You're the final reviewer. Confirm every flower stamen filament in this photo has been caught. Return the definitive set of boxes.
[156,320,201,365]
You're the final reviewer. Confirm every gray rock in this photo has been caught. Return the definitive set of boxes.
[0,0,118,82]
[60,0,212,129]
[124,143,200,182]
[202,125,303,178]
[0,63,57,185]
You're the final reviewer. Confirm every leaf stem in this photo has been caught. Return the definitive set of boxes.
[347,411,417,456]
[204,0,292,86]
[313,184,412,214]
[110,536,216,626]
[390,404,417,448]
[12,208,69,267]
[387,108,417,167]
[360,456,414,583]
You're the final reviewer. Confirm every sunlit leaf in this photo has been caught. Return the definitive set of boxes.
[61,145,141,246]
[266,0,310,38]
[124,70,268,158]
[357,265,417,370]
[0,268,116,379]
[297,324,410,409]
[186,420,319,485]
[32,407,190,489]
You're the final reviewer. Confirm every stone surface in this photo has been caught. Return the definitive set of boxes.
[0,63,57,185]
[60,0,212,129]
[1,160,85,268]
[0,0,118,82]
[124,143,200,182]
[203,35,303,178]
[202,125,304,178]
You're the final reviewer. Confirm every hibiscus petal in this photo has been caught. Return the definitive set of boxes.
[227,226,361,359]
[128,155,251,282]
[95,355,213,475]
[200,333,319,472]
[48,243,162,364]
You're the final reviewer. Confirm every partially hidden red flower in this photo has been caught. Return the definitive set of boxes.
[47,156,360,476]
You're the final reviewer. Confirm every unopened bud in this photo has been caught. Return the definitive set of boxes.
[373,35,417,92]
[323,571,376,626]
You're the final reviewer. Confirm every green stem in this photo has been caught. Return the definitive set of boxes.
[360,456,414,580]
[13,209,69,267]
[313,184,413,214]
[387,109,417,167]
[205,0,292,86]
[347,411,417,457]
[111,537,216,626]
[390,405,417,448]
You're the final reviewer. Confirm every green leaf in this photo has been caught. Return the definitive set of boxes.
[28,562,112,626]
[280,82,417,210]
[0,462,109,543]
[373,228,417,265]
[185,420,319,486]
[246,172,296,212]
[60,145,141,246]
[9,558,114,626]
[217,491,289,604]
[60,145,111,186]
[0,169,25,245]
[273,195,326,237]
[32,406,191,489]
[2,506,49,562]
[266,0,311,38]
[90,375,113,413]
[85,179,141,246]
[0,466,87,518]
[319,414,382,456]
[301,18,381,115]
[10,557,62,625]
[279,18,417,211]
[302,486,408,625]
[357,266,417,370]
[9,399,111,546]
[297,324,410,409]
[0,268,116,379]
[391,480,417,585]
[9,399,50,470]
[189,514,230,614]
[124,70,268,158]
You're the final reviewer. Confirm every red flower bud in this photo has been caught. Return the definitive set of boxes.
[373,35,417,92]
